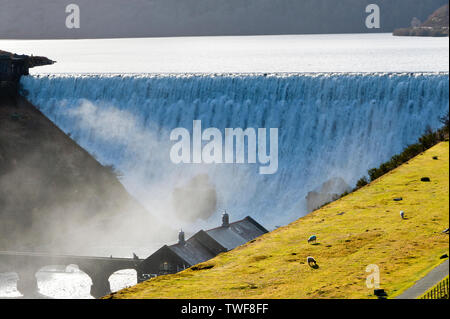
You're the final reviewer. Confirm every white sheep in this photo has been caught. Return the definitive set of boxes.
[307,256,317,266]
[400,211,405,219]
[308,235,317,244]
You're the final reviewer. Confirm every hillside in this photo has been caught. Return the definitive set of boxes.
[107,142,449,299]
[0,0,447,39]
[0,96,165,255]
[394,4,449,37]
[422,4,449,28]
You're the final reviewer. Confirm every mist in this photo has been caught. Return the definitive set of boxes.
[0,96,176,257]
[54,98,271,237]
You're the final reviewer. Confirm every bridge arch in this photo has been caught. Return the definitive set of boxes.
[35,264,92,298]
[109,268,137,293]
[0,251,142,298]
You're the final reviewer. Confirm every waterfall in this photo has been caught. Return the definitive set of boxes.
[20,73,449,229]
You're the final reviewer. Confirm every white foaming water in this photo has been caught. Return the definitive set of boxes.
[0,34,448,73]
[0,268,136,299]
[21,73,449,230]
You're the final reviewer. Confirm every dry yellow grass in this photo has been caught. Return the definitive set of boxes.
[108,142,449,299]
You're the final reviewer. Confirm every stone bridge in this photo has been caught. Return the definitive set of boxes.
[0,251,142,298]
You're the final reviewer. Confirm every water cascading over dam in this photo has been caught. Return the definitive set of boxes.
[20,73,449,229]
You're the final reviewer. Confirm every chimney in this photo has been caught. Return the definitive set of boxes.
[178,229,185,245]
[222,211,230,227]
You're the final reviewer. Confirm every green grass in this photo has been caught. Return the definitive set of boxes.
[107,142,449,299]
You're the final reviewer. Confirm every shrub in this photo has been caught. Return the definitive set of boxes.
[356,177,369,188]
[439,112,449,137]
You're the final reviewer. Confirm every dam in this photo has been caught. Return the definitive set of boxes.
[20,72,449,229]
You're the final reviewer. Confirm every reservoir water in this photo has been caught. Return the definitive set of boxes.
[0,34,448,73]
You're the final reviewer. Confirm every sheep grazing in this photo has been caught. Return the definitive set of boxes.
[400,211,405,219]
[307,256,317,267]
[308,235,317,244]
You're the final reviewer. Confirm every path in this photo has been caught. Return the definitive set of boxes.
[396,259,449,299]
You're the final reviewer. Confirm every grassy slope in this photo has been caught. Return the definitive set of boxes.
[109,142,449,299]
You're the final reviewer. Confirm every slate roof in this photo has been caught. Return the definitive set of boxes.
[206,216,268,250]
[167,230,227,266]
[142,215,268,271]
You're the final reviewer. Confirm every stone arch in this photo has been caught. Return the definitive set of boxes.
[35,264,92,299]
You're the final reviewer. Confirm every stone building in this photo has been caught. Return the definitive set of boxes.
[1,50,54,96]
[0,53,29,81]
[138,213,268,281]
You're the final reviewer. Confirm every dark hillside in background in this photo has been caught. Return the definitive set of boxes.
[394,4,449,36]
[422,4,449,28]
[0,0,448,39]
